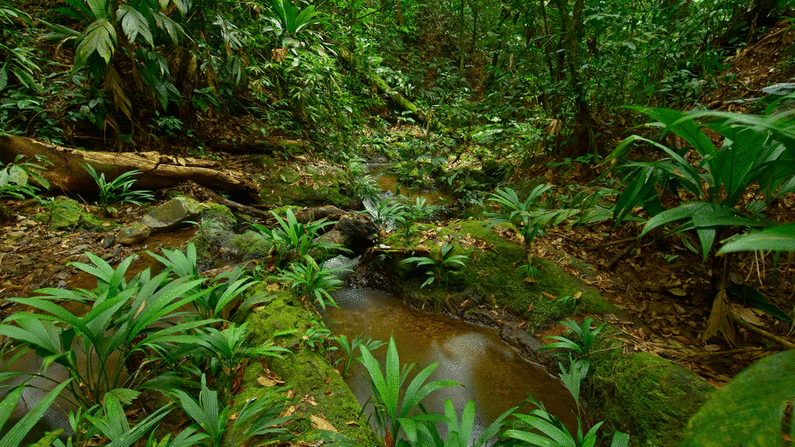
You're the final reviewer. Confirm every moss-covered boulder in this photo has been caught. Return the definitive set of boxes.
[586,331,713,446]
[245,285,382,445]
[33,196,115,231]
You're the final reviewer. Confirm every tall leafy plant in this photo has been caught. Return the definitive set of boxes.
[603,106,795,342]
[359,337,459,445]
[0,252,217,408]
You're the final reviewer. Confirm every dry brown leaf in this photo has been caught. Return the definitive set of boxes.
[266,283,281,292]
[527,303,534,312]
[731,304,765,326]
[702,289,734,344]
[257,369,285,387]
[310,414,338,432]
[301,395,318,406]
[344,420,360,427]
[541,292,557,300]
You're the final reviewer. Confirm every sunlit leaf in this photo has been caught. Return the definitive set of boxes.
[718,224,795,254]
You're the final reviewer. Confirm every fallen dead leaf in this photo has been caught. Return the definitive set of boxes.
[731,304,765,326]
[541,292,557,300]
[344,420,360,427]
[257,369,285,387]
[310,414,338,432]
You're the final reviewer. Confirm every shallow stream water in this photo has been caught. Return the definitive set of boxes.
[324,287,580,441]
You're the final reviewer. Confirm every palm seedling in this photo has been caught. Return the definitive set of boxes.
[83,164,154,210]
[280,256,351,310]
[538,318,606,357]
[400,242,468,290]
[359,336,459,444]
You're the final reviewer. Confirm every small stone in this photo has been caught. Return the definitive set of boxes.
[142,197,205,231]
[117,223,151,245]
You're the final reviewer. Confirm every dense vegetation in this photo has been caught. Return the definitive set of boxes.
[2,0,795,445]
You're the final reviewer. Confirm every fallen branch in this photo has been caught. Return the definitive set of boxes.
[729,312,795,349]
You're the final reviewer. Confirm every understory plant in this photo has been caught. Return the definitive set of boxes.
[359,336,459,444]
[330,333,385,379]
[602,106,795,342]
[487,185,579,277]
[83,164,154,210]
[172,375,294,447]
[0,242,288,445]
[400,242,468,289]
[504,319,629,447]
[280,255,351,309]
[0,155,51,200]
[252,208,340,268]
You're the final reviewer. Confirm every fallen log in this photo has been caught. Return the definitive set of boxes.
[0,136,261,202]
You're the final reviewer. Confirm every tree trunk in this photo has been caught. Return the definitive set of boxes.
[552,0,593,158]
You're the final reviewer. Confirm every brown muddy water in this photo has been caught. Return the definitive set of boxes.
[324,287,581,440]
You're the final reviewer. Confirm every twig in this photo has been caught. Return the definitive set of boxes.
[730,313,795,349]
[584,237,638,251]
[606,241,639,270]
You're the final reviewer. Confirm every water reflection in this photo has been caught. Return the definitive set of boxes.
[325,287,579,441]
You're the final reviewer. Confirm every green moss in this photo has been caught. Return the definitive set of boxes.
[382,220,616,331]
[587,333,713,447]
[34,197,116,231]
[245,290,382,445]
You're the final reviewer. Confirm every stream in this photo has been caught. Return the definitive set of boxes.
[324,286,580,440]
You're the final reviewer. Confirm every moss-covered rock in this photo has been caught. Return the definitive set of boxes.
[245,286,382,445]
[33,196,115,231]
[586,332,713,447]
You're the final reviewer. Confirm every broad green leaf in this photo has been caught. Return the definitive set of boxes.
[726,284,793,323]
[682,349,795,447]
[718,224,795,254]
[86,0,109,19]
[118,5,153,46]
[76,17,117,65]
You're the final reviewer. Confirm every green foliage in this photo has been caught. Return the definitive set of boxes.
[264,0,326,48]
[0,379,72,447]
[173,375,294,447]
[359,336,459,443]
[252,208,340,268]
[79,393,173,447]
[0,155,51,199]
[400,242,468,289]
[538,318,605,356]
[0,251,218,408]
[330,333,385,379]
[682,349,795,447]
[197,322,288,379]
[487,185,575,247]
[149,243,261,320]
[395,196,440,240]
[400,399,515,447]
[280,256,350,310]
[367,197,407,229]
[604,107,795,261]
[718,223,795,254]
[83,164,154,209]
